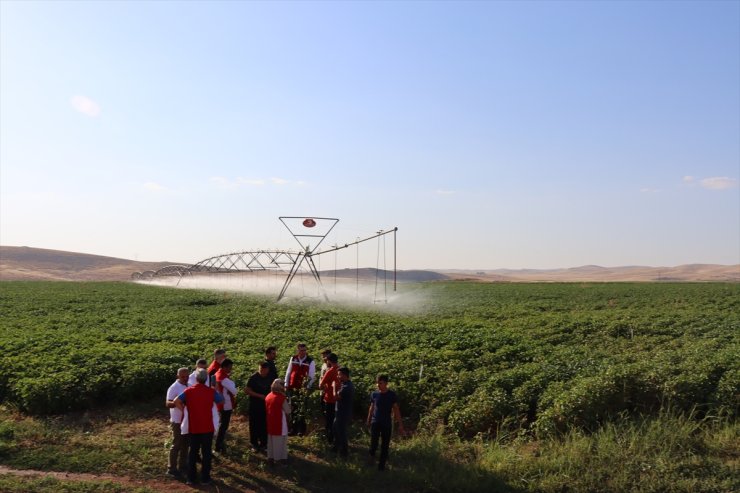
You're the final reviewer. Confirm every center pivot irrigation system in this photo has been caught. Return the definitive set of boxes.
[131,217,398,303]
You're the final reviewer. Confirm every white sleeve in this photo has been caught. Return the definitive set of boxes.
[166,384,179,401]
[284,358,292,386]
[222,378,237,396]
[212,404,220,430]
[307,360,316,388]
[181,408,189,435]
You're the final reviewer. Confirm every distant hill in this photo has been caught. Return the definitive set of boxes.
[321,268,448,282]
[0,247,448,283]
[0,246,172,281]
[441,264,740,282]
[1,246,737,282]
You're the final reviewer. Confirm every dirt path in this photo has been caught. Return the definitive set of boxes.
[0,465,254,492]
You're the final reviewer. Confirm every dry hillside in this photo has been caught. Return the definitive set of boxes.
[1,246,737,282]
[443,264,740,282]
[0,246,173,281]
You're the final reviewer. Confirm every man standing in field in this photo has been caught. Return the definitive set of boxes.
[317,348,332,427]
[208,348,227,387]
[319,353,339,444]
[188,359,208,387]
[332,366,354,457]
[284,343,315,435]
[245,361,272,452]
[165,367,190,478]
[265,346,279,382]
[174,368,224,485]
[367,374,405,471]
[214,359,237,454]
[319,348,332,381]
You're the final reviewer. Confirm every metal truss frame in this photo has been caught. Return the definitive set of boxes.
[130,250,301,280]
[276,217,339,302]
[131,218,398,303]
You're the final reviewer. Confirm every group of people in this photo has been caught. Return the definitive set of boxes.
[165,344,405,485]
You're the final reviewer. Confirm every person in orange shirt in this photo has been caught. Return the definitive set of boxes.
[318,353,339,444]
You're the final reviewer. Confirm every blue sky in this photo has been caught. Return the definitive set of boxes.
[1,0,738,269]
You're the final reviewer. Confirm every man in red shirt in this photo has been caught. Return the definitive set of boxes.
[318,353,339,444]
[174,368,224,485]
[207,348,227,387]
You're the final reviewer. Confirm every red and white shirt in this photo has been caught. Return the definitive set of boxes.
[284,355,316,389]
[265,391,290,436]
[215,368,237,411]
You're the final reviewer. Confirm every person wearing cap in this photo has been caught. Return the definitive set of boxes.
[265,378,291,465]
[332,367,354,457]
[318,353,339,444]
[245,361,272,452]
[367,374,405,471]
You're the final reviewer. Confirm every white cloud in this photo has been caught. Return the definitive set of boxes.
[640,188,660,193]
[209,176,239,189]
[70,95,101,117]
[700,177,738,190]
[237,178,265,186]
[210,176,304,189]
[436,190,456,195]
[143,182,166,192]
[682,176,695,183]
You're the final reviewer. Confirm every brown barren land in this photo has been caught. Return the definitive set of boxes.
[1,245,738,282]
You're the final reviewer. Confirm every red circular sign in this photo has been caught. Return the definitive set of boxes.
[303,218,316,228]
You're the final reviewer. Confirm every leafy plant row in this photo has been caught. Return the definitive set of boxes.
[0,281,737,438]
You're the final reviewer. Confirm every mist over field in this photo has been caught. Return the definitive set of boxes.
[139,272,429,312]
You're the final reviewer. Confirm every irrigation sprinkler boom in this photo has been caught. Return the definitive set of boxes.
[131,217,397,302]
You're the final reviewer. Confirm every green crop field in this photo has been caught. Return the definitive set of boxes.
[0,280,738,492]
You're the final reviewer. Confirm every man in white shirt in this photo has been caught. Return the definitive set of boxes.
[165,367,190,477]
[215,359,238,454]
[188,359,208,387]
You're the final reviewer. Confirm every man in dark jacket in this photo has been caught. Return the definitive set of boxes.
[332,366,354,457]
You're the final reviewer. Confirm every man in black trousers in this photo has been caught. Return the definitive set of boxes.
[245,361,272,452]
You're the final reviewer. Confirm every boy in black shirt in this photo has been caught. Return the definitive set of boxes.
[366,374,405,471]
